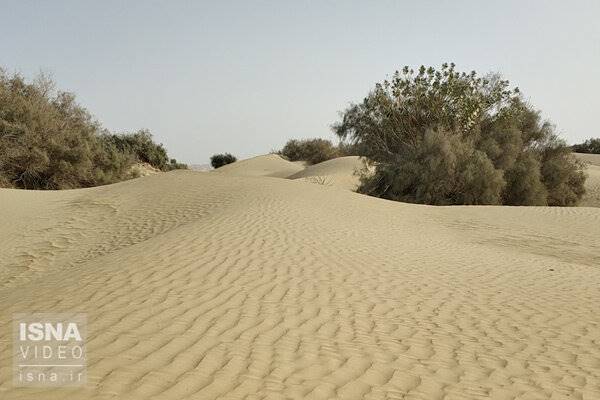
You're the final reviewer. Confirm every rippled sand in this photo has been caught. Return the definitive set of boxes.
[1,155,599,399]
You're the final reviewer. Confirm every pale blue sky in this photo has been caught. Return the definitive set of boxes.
[2,1,599,163]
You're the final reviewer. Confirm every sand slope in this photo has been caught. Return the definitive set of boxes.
[288,153,600,206]
[287,156,366,191]
[213,154,305,178]
[575,152,600,167]
[1,168,600,399]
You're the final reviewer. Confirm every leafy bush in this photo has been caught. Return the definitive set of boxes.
[357,129,505,205]
[336,141,362,157]
[102,130,186,171]
[0,70,183,189]
[167,158,188,170]
[334,63,586,206]
[279,138,339,164]
[572,138,600,154]
[0,71,133,189]
[210,153,237,169]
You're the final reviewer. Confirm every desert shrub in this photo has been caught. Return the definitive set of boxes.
[167,158,188,170]
[540,144,586,206]
[102,130,186,171]
[279,138,339,164]
[0,70,184,189]
[337,141,363,156]
[0,71,134,189]
[359,129,505,204]
[572,138,600,154]
[210,153,237,169]
[502,152,547,205]
[334,63,586,206]
[0,173,12,188]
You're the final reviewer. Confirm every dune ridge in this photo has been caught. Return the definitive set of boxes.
[287,156,366,191]
[1,164,600,399]
[212,154,305,178]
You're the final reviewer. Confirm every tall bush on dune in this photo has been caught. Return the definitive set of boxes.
[0,70,184,189]
[333,63,586,206]
[0,71,133,189]
[102,130,186,171]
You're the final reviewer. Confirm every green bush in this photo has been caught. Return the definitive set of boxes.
[572,138,600,154]
[334,63,586,206]
[0,71,133,189]
[279,138,339,164]
[0,70,183,189]
[167,158,188,170]
[102,130,186,171]
[358,129,505,205]
[210,153,237,169]
[337,141,362,157]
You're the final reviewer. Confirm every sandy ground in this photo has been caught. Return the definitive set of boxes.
[1,155,600,399]
[287,156,365,191]
[213,154,306,178]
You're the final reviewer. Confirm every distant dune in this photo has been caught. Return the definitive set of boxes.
[1,156,600,399]
[212,154,305,178]
[189,163,212,172]
[214,153,600,207]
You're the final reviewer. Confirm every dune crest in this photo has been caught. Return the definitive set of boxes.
[287,156,367,191]
[212,154,305,178]
[1,170,600,399]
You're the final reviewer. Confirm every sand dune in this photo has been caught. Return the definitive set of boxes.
[287,153,600,206]
[1,162,600,399]
[287,156,366,191]
[213,154,305,178]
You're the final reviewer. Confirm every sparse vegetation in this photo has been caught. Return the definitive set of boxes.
[279,138,339,165]
[305,175,332,186]
[0,69,184,189]
[210,153,237,169]
[333,63,586,206]
[102,130,187,171]
[573,138,600,154]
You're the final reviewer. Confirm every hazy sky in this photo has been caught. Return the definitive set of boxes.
[2,1,599,163]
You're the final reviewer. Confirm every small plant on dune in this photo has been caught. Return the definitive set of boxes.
[210,153,237,169]
[333,63,586,206]
[306,175,332,186]
[279,138,339,165]
[573,138,600,154]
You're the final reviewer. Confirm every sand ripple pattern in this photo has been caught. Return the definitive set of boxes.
[1,170,600,399]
